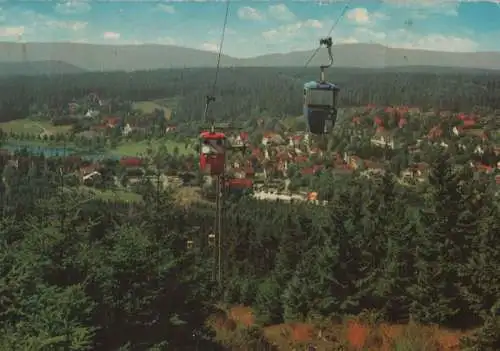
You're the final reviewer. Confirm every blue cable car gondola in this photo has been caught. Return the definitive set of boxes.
[303,37,340,135]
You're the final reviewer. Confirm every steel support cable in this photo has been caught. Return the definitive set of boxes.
[304,0,353,68]
[203,0,231,124]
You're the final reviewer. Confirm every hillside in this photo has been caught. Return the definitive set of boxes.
[1,42,499,72]
[244,44,500,70]
[0,42,238,72]
[0,60,85,77]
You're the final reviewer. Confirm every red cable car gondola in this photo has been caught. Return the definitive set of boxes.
[199,130,227,175]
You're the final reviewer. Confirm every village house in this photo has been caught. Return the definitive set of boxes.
[85,109,100,119]
[103,117,121,128]
[122,123,133,136]
[401,162,429,183]
[495,145,500,156]
[262,132,285,146]
[227,132,248,148]
[79,163,102,185]
[288,135,303,148]
[231,167,246,179]
[370,127,395,149]
[68,102,79,114]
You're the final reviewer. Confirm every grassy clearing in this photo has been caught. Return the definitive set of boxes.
[154,97,179,110]
[173,186,214,208]
[0,119,72,135]
[112,139,194,157]
[281,115,304,130]
[77,186,143,203]
[133,100,173,120]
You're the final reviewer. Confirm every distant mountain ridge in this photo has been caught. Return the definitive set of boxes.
[0,60,85,77]
[0,42,499,74]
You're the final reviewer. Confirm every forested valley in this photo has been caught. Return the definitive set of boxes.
[0,67,499,350]
[1,67,500,123]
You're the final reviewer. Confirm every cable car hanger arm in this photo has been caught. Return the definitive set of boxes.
[203,95,217,131]
[202,0,229,126]
[319,37,333,83]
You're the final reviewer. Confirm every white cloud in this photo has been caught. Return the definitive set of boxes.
[54,1,91,15]
[45,20,87,31]
[335,26,479,52]
[268,4,296,22]
[381,0,459,16]
[305,19,323,29]
[338,27,387,44]
[103,31,120,40]
[156,4,175,14]
[237,6,263,21]
[338,37,360,44]
[262,20,324,41]
[0,26,24,38]
[397,33,479,52]
[346,8,389,25]
[200,42,219,52]
[347,8,370,24]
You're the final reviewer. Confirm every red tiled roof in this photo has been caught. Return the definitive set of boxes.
[428,126,443,139]
[239,132,249,141]
[294,155,308,163]
[463,119,475,128]
[475,163,493,173]
[301,167,315,175]
[104,117,120,125]
[226,178,252,188]
[120,157,142,167]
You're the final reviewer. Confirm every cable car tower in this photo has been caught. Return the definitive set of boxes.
[199,98,248,283]
[195,0,239,285]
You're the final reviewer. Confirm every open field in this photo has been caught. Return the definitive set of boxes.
[173,186,214,208]
[154,97,179,110]
[77,186,143,203]
[281,115,302,129]
[61,186,143,203]
[0,119,72,135]
[112,139,194,157]
[133,99,175,120]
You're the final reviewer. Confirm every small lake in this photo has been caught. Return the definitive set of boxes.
[2,141,120,161]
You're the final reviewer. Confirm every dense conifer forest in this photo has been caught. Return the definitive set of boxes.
[0,67,499,349]
[1,67,500,123]
[0,144,499,349]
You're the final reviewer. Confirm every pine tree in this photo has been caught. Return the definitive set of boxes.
[254,276,284,325]
[282,251,320,322]
[409,153,466,325]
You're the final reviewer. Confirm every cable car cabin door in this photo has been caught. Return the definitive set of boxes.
[304,87,338,135]
[200,136,226,175]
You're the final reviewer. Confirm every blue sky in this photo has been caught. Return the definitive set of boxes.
[0,0,499,57]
